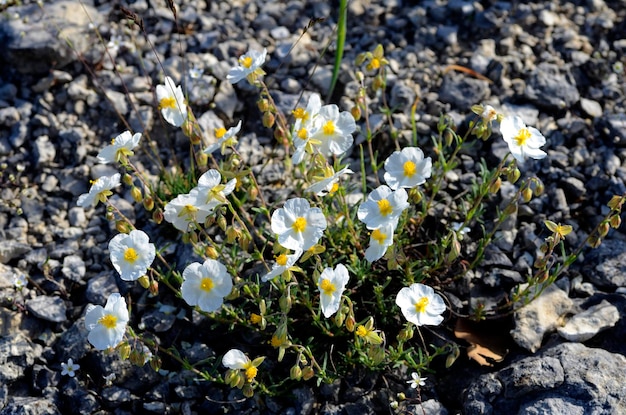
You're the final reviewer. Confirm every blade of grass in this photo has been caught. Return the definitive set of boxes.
[327,0,347,100]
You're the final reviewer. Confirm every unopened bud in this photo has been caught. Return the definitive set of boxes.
[279,294,292,313]
[118,342,131,360]
[274,127,288,145]
[122,174,133,186]
[257,98,270,113]
[152,209,164,224]
[205,245,219,259]
[262,112,275,128]
[598,222,610,238]
[522,187,533,203]
[610,214,622,229]
[533,181,544,196]
[143,196,154,211]
[217,215,227,232]
[290,365,302,380]
[131,186,142,203]
[249,186,258,202]
[397,325,414,341]
[226,226,239,244]
[507,168,521,184]
[345,316,356,332]
[444,129,454,147]
[129,349,143,366]
[106,211,115,221]
[351,105,361,121]
[242,384,254,398]
[138,275,150,289]
[372,75,385,91]
[197,153,208,167]
[149,280,159,296]
[149,356,162,372]
[115,220,131,234]
[503,201,518,215]
[301,366,315,381]
[489,177,501,194]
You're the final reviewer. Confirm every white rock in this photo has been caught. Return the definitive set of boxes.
[557,300,620,342]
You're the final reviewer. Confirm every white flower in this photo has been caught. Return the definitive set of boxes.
[317,264,350,318]
[97,130,141,164]
[12,272,27,289]
[222,348,260,382]
[270,198,327,251]
[500,115,547,163]
[108,229,156,281]
[156,76,187,127]
[204,120,242,155]
[407,372,426,389]
[61,358,80,377]
[227,48,267,84]
[306,166,353,196]
[189,65,203,79]
[395,283,446,326]
[77,173,121,208]
[292,93,323,164]
[163,189,212,232]
[85,293,129,350]
[196,169,237,211]
[181,259,233,312]
[383,147,432,190]
[308,105,356,157]
[364,223,395,263]
[261,250,302,282]
[452,222,470,240]
[357,185,409,230]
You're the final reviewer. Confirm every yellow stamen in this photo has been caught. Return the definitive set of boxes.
[250,313,262,324]
[180,204,198,217]
[293,108,307,120]
[356,325,369,337]
[330,182,339,194]
[320,278,335,296]
[297,128,308,139]
[414,297,429,314]
[241,56,253,68]
[123,247,138,263]
[371,229,387,244]
[270,335,283,348]
[377,199,392,216]
[369,57,381,70]
[244,364,258,382]
[215,127,227,139]
[292,217,307,233]
[403,160,416,177]
[159,96,176,110]
[276,254,288,266]
[514,128,531,146]
[200,277,214,292]
[98,314,118,329]
[322,120,335,135]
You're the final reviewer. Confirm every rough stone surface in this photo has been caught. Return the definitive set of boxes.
[557,300,620,342]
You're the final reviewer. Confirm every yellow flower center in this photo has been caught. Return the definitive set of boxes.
[244,364,258,382]
[241,56,253,68]
[322,120,335,135]
[111,138,116,145]
[159,96,176,110]
[371,229,387,244]
[180,204,198,217]
[369,57,381,70]
[356,325,369,337]
[123,247,138,263]
[98,314,118,329]
[276,254,288,266]
[377,199,393,216]
[215,127,227,139]
[297,128,308,139]
[330,182,339,194]
[293,108,307,120]
[292,217,307,233]
[270,335,283,348]
[200,277,214,292]
[403,160,417,177]
[250,313,262,324]
[320,278,336,296]
[414,297,429,314]
[514,128,531,146]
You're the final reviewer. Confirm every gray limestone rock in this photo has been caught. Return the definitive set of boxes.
[584,239,626,289]
[25,296,67,323]
[557,300,620,342]
[525,63,580,110]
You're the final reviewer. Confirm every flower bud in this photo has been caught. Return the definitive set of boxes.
[217,215,227,232]
[598,222,610,238]
[196,153,208,167]
[274,127,288,145]
[351,105,361,121]
[129,349,144,366]
[242,384,254,398]
[249,186,258,202]
[226,226,240,244]
[149,356,162,372]
[444,129,454,147]
[533,181,544,196]
[507,168,521,184]
[397,392,406,401]
[290,365,302,380]
[118,342,131,360]
[279,294,292,313]
[610,214,622,229]
[106,211,115,221]
[138,275,150,289]
[205,245,219,259]
[131,186,142,203]
[257,98,270,113]
[262,112,275,128]
[503,201,518,215]
[345,316,356,332]
[143,196,154,211]
[397,325,414,341]
[489,177,501,194]
[608,195,624,210]
[521,187,533,203]
[152,209,164,224]
[301,366,315,381]
[115,220,131,234]
[123,174,133,186]
[149,280,159,296]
